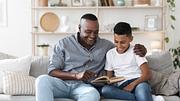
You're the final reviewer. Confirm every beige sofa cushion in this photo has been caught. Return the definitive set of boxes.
[147,51,180,95]
[0,56,31,94]
[30,56,49,77]
[146,51,174,75]
[2,71,35,95]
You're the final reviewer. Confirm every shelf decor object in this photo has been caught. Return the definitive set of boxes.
[37,44,49,56]
[72,0,83,6]
[144,15,158,31]
[31,0,166,55]
[38,0,48,7]
[133,0,150,6]
[116,0,125,6]
[40,12,60,32]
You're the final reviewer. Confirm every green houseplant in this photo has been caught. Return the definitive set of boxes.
[165,0,179,69]
[169,46,180,69]
[164,0,176,43]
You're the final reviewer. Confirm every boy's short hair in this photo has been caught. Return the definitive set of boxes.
[113,22,132,36]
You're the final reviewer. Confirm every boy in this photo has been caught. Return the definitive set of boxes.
[101,22,153,101]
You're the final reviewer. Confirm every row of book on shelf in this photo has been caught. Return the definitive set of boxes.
[100,0,115,6]
[100,0,153,7]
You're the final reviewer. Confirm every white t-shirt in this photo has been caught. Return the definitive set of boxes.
[105,44,147,82]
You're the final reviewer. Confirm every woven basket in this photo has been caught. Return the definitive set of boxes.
[133,0,150,5]
[38,0,48,7]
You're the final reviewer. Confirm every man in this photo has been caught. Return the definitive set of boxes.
[36,13,147,101]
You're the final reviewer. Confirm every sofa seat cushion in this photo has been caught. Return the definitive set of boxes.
[0,94,35,101]
[0,95,127,101]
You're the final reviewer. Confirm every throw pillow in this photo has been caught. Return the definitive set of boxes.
[0,56,31,94]
[148,70,164,94]
[146,51,174,75]
[2,71,35,95]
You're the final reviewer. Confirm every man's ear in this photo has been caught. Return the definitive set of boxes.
[78,24,81,32]
[78,24,81,30]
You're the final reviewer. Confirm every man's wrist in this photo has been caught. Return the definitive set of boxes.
[74,73,77,80]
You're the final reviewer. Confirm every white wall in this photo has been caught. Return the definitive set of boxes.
[0,0,179,57]
[0,0,31,56]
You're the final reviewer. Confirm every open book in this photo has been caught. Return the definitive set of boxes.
[91,76,125,84]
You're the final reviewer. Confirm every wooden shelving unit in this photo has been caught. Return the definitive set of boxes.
[31,0,166,56]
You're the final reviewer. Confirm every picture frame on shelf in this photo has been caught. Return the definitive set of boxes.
[144,15,158,31]
[71,0,83,6]
[0,0,7,27]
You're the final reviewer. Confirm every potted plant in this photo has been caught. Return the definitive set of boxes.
[164,0,176,43]
[169,45,180,69]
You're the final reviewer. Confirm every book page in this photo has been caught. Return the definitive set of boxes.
[91,76,109,83]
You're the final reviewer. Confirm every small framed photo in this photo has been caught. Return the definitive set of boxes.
[71,0,83,6]
[144,15,158,31]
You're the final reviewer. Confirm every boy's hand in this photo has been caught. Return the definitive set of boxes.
[123,83,136,92]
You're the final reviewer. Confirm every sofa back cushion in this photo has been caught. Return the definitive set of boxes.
[0,52,16,60]
[30,51,174,77]
[30,56,49,77]
[146,51,177,95]
[146,51,174,75]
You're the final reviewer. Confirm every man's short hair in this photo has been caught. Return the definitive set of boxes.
[81,13,98,21]
[114,22,132,36]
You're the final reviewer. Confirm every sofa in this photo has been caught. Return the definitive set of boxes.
[0,51,180,101]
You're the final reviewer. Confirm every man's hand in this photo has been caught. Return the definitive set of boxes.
[134,44,147,57]
[75,70,96,81]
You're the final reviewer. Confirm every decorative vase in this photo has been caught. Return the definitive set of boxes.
[116,0,125,6]
[84,0,96,6]
[60,16,69,32]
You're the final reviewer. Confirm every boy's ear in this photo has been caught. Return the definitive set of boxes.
[130,36,133,42]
